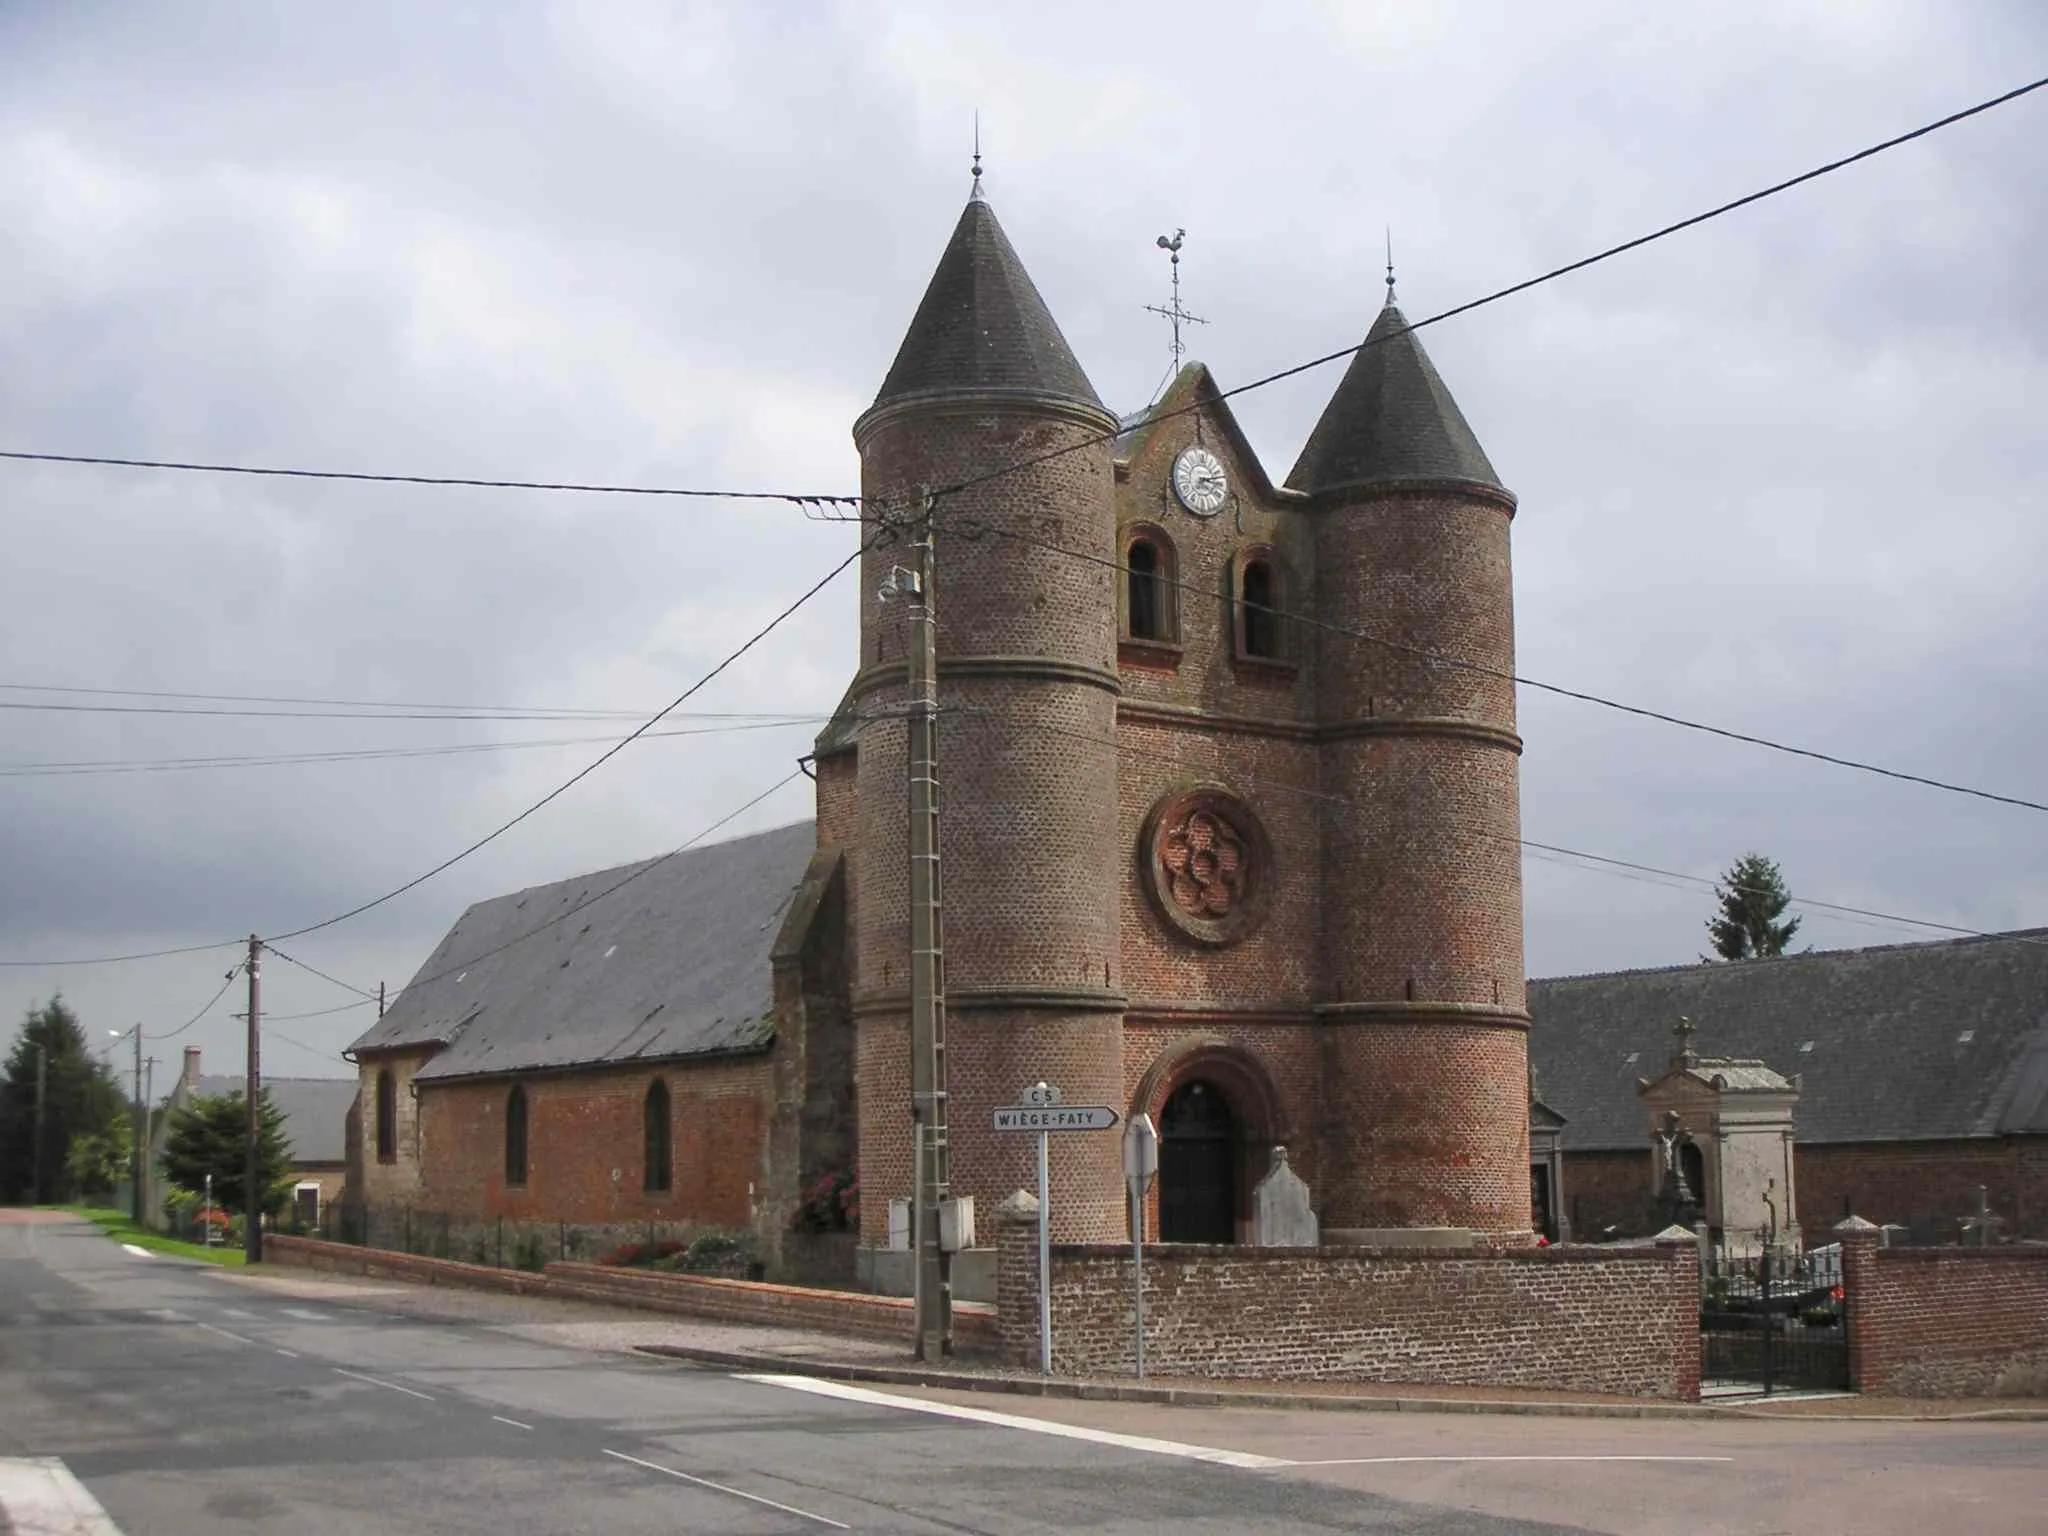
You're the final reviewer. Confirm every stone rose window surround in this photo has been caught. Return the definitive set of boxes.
[1142,786,1271,947]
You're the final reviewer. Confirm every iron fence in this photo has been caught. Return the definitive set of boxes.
[1700,1240,1849,1395]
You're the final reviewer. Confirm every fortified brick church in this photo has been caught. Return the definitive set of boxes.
[349,174,1532,1273]
[344,178,2048,1280]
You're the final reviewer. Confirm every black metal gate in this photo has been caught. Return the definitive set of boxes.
[1700,1245,1850,1395]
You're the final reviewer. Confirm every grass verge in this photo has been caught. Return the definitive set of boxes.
[56,1205,247,1267]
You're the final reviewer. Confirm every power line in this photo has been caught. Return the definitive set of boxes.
[934,508,2048,818]
[0,680,796,720]
[150,970,241,1043]
[0,525,892,967]
[934,74,2048,504]
[263,945,378,1000]
[263,1026,349,1067]
[376,767,809,1005]
[0,449,858,508]
[0,717,827,778]
[263,526,888,944]
[927,698,2043,950]
[261,998,376,1023]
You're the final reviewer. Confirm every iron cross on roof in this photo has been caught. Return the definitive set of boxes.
[1146,229,1208,369]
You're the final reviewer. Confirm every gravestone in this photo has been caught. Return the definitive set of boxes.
[1251,1146,1318,1246]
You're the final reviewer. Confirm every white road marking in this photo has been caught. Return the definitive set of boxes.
[274,1348,300,1359]
[492,1416,534,1430]
[195,1322,253,1345]
[119,1243,151,1259]
[333,1368,435,1401]
[735,1374,1290,1470]
[147,1308,186,1322]
[1291,1454,1737,1467]
[601,1449,848,1530]
[280,1307,332,1322]
[219,1308,256,1319]
[0,1456,125,1534]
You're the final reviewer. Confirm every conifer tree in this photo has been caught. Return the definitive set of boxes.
[1705,853,1802,961]
[159,1089,292,1218]
[0,998,125,1203]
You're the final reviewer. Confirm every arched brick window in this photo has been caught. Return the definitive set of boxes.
[504,1085,529,1188]
[374,1069,396,1163]
[643,1079,672,1194]
[1232,547,1287,662]
[1120,524,1178,645]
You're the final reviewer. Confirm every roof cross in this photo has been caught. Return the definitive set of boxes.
[1673,1015,1699,1068]
[1145,229,1208,370]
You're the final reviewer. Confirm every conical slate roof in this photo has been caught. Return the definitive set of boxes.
[868,193,1104,416]
[1286,300,1502,495]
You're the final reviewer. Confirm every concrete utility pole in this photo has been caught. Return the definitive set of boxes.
[130,1026,144,1223]
[141,1055,156,1226]
[376,981,386,1020]
[905,497,953,1360]
[244,935,263,1264]
[31,1044,48,1205]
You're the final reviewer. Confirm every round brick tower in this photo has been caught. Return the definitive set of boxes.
[850,182,1128,1245]
[1290,291,1531,1239]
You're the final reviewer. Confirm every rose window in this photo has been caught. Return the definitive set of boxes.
[1143,788,1268,947]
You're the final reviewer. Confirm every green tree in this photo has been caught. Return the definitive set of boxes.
[159,1088,292,1218]
[66,1108,134,1201]
[0,998,125,1204]
[1705,852,1802,961]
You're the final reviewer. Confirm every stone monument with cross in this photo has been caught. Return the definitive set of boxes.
[1637,1016,1802,1256]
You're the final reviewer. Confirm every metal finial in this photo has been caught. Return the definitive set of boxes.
[1144,228,1207,370]
[1385,227,1396,304]
[970,111,984,199]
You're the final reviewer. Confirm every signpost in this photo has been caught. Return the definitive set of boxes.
[1123,1113,1159,1380]
[993,1082,1121,1376]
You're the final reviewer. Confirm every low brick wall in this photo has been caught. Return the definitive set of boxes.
[1840,1225,2048,1396]
[996,1215,1701,1400]
[265,1235,997,1353]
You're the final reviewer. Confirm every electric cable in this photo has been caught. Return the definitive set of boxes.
[262,945,378,1000]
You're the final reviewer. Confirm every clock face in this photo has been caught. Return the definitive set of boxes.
[1171,445,1228,517]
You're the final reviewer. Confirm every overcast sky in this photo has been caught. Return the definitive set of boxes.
[4,2,2043,1083]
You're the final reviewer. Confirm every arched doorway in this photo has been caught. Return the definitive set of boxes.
[1158,1078,1237,1243]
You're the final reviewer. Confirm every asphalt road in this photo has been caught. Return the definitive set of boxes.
[3,1212,2042,1535]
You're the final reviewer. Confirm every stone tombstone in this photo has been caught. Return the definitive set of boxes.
[1251,1146,1319,1247]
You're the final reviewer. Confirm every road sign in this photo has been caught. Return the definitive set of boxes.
[1021,1081,1063,1108]
[992,1106,1119,1132]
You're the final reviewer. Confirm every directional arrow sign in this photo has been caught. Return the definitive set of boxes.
[993,1106,1120,1133]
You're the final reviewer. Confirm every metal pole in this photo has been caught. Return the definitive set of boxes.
[906,496,952,1360]
[1130,1177,1146,1380]
[31,1044,48,1206]
[377,981,386,1020]
[130,1026,144,1223]
[1037,1128,1051,1376]
[244,935,264,1264]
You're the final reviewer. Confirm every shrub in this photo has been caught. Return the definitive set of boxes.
[793,1170,858,1233]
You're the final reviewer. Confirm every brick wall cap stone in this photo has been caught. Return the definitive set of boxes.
[997,1189,1040,1223]
[1833,1215,1882,1235]
[1652,1226,1701,1245]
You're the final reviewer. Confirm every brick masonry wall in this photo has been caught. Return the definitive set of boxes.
[1564,1139,2048,1243]
[852,399,1128,1245]
[265,1234,997,1351]
[1798,1139,2043,1241]
[1839,1228,2048,1396]
[1564,1148,1657,1238]
[995,1212,1700,1398]
[410,1057,772,1232]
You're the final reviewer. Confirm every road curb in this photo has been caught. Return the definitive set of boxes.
[635,1345,2048,1423]
[633,1344,1715,1419]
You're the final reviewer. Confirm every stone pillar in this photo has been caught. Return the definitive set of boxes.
[1835,1214,1881,1394]
[994,1189,1042,1370]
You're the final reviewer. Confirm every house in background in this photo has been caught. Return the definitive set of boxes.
[152,1047,360,1229]
[1529,929,2048,1242]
